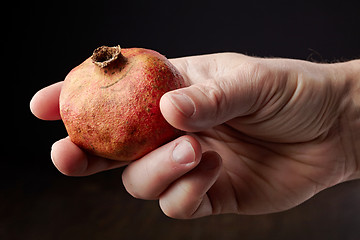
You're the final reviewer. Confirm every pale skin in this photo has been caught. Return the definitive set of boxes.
[30,53,360,219]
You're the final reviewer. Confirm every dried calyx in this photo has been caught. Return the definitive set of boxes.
[91,45,122,68]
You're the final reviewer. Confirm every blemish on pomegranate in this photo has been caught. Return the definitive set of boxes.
[100,63,135,89]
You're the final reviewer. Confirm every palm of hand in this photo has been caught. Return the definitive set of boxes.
[173,54,346,214]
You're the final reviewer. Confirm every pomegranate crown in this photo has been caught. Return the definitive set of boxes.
[91,45,122,68]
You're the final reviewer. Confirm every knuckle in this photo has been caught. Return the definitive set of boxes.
[160,200,193,220]
[121,160,166,200]
[159,183,198,219]
[193,82,227,122]
[122,178,142,199]
[122,172,150,200]
[235,59,274,115]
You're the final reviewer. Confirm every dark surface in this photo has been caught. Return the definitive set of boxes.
[6,0,360,239]
[2,169,360,240]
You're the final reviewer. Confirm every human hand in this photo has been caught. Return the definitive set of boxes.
[30,53,360,219]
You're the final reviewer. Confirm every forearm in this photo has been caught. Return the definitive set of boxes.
[348,60,360,180]
[334,59,360,180]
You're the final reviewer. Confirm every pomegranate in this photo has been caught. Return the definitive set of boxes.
[60,45,185,161]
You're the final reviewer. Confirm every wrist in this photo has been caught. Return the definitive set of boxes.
[332,60,360,181]
[348,60,360,180]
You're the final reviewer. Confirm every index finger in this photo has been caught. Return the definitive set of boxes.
[30,81,63,120]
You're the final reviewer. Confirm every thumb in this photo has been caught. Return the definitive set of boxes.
[160,79,254,132]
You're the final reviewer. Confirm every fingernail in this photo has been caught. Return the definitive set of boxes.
[168,92,195,118]
[172,140,196,165]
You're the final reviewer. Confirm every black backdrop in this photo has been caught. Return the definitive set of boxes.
[6,0,360,239]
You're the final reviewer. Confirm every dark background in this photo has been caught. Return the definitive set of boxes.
[5,0,360,239]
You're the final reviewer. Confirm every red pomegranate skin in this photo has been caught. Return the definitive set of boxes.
[60,46,185,161]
